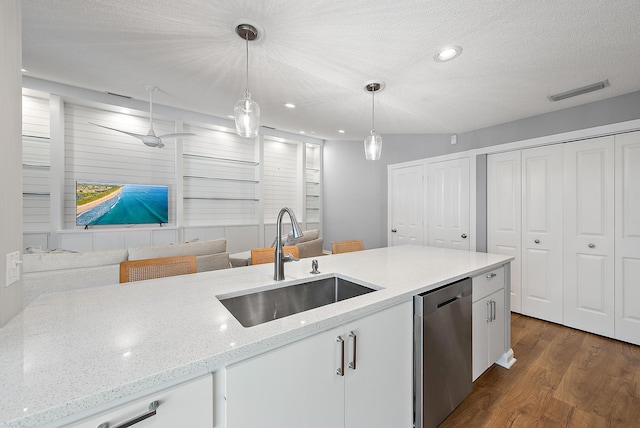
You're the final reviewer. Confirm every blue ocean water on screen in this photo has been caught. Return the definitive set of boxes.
[76,185,168,226]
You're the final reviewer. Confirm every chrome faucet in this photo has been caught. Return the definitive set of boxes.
[274,207,303,281]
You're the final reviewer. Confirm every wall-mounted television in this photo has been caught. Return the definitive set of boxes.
[76,181,169,226]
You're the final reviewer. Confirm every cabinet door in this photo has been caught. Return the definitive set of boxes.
[487,151,522,313]
[427,158,470,250]
[389,165,424,246]
[563,137,615,337]
[521,145,564,323]
[615,131,640,346]
[70,375,213,428]
[344,301,413,428]
[226,326,344,428]
[472,289,505,381]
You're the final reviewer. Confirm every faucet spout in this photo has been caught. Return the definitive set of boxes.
[274,207,303,281]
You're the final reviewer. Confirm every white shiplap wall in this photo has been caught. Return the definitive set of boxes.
[263,138,301,223]
[63,104,176,228]
[22,93,51,233]
[182,123,259,226]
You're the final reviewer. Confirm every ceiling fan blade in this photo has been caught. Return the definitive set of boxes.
[158,132,196,140]
[89,122,146,140]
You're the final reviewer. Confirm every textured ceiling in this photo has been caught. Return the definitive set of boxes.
[21,0,640,140]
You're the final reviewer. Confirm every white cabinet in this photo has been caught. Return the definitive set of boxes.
[472,267,506,381]
[68,374,213,428]
[427,158,470,250]
[615,131,640,344]
[225,301,413,428]
[563,136,615,336]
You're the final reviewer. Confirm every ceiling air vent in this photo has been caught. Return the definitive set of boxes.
[548,80,610,102]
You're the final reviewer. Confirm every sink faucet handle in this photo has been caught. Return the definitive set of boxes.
[310,259,320,274]
[283,252,299,262]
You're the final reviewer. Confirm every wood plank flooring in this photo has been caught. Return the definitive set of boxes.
[440,313,640,428]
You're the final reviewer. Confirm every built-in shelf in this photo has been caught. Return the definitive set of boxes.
[23,192,50,196]
[184,197,260,202]
[22,135,50,141]
[184,175,259,184]
[183,153,259,166]
[23,163,50,169]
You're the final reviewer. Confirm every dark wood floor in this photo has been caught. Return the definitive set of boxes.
[440,313,640,428]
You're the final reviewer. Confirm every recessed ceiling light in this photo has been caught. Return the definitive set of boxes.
[434,46,462,62]
[338,130,345,134]
[299,131,306,134]
[227,115,234,119]
[21,68,28,73]
[284,103,296,109]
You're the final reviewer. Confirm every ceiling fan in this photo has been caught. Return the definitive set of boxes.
[90,85,195,148]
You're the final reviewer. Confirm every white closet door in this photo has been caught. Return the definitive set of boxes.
[563,136,615,337]
[521,145,564,323]
[487,151,522,313]
[615,131,640,346]
[427,158,470,250]
[389,164,424,246]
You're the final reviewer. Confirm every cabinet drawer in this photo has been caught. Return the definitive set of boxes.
[472,267,504,302]
[68,374,213,428]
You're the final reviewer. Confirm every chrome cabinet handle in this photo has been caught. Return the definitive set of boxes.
[491,300,496,322]
[486,301,491,323]
[486,272,497,279]
[97,401,159,428]
[336,336,344,376]
[588,243,595,248]
[391,229,397,233]
[348,331,357,370]
[534,239,540,244]
[461,234,467,239]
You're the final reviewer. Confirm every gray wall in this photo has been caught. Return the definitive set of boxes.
[0,0,23,327]
[323,90,640,251]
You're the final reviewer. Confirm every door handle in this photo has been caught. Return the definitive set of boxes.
[534,239,540,244]
[336,336,344,376]
[588,243,595,248]
[98,401,159,428]
[461,234,467,239]
[391,229,397,233]
[348,331,357,370]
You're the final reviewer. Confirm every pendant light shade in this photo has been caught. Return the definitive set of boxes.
[363,81,384,160]
[234,24,260,138]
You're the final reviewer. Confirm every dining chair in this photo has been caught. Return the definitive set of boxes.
[331,239,364,254]
[120,255,197,283]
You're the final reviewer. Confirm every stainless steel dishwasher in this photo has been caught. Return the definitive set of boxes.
[414,277,472,428]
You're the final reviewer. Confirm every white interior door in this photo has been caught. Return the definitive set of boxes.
[427,158,470,250]
[389,164,424,246]
[615,131,640,346]
[487,151,522,313]
[563,136,615,337]
[521,145,564,324]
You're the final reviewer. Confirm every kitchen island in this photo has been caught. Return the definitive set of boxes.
[0,245,513,427]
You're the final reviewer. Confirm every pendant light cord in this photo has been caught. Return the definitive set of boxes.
[371,85,376,130]
[245,33,250,93]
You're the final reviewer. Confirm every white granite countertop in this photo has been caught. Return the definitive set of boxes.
[0,245,512,427]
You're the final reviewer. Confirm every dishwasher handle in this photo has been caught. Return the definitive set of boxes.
[437,293,464,309]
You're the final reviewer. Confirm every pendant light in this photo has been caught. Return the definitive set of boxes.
[364,81,384,160]
[234,24,260,138]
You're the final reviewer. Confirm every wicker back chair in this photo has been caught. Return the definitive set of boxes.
[251,246,298,265]
[120,255,197,283]
[331,239,364,254]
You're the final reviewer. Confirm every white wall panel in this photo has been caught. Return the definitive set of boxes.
[22,93,51,233]
[263,138,300,222]
[64,104,176,229]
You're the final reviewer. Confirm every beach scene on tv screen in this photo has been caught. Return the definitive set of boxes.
[76,182,169,226]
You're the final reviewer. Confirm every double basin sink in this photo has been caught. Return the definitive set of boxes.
[218,275,377,327]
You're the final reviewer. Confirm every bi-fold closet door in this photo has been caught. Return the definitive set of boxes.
[488,131,640,345]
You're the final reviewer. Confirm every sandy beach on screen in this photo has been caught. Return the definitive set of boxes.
[76,187,124,216]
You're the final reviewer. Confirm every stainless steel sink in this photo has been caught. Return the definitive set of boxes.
[219,276,377,327]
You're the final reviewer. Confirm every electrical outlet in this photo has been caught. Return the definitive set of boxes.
[5,251,21,286]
